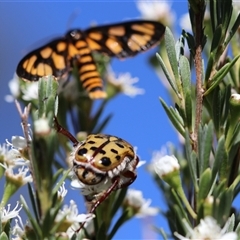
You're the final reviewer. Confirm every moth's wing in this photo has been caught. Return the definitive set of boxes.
[84,20,166,58]
[16,38,70,81]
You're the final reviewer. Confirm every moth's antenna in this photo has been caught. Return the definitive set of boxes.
[66,8,81,30]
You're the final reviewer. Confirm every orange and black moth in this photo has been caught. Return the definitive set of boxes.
[16,20,166,99]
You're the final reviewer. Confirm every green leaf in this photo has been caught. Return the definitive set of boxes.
[235,221,240,236]
[179,55,191,98]
[96,221,107,240]
[52,169,71,195]
[229,59,238,86]
[210,25,223,54]
[233,179,240,197]
[221,0,233,35]
[175,34,185,61]
[20,195,42,238]
[38,78,47,117]
[221,85,231,126]
[156,53,178,95]
[199,122,214,175]
[48,201,65,234]
[184,90,192,130]
[0,216,2,235]
[91,100,107,129]
[27,183,39,221]
[38,76,58,118]
[212,87,222,134]
[226,122,240,152]
[93,114,113,134]
[224,214,235,232]
[204,53,214,84]
[215,189,233,225]
[0,232,9,240]
[212,136,227,184]
[188,0,199,14]
[209,0,217,32]
[110,187,128,219]
[164,27,181,86]
[185,131,198,190]
[159,98,185,136]
[182,30,196,56]
[197,168,212,204]
[52,168,64,185]
[152,227,168,240]
[204,54,240,95]
[224,13,240,47]
[108,210,129,240]
[171,189,189,221]
[213,180,227,197]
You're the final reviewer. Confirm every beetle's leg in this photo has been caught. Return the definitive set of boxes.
[120,171,137,188]
[76,177,120,232]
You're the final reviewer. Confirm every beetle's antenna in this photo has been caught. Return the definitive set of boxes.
[54,116,79,147]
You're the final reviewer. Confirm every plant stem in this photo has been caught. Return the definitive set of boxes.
[192,1,205,153]
[194,45,203,153]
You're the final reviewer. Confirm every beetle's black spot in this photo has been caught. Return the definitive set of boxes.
[115,155,121,161]
[100,149,106,154]
[111,148,118,154]
[88,140,96,144]
[90,146,97,151]
[95,135,105,139]
[82,169,89,179]
[77,148,87,156]
[129,146,134,152]
[116,143,124,148]
[100,157,111,166]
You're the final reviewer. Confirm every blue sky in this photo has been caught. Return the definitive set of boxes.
[0,1,187,239]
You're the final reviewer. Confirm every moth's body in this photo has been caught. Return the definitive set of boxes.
[17,20,165,99]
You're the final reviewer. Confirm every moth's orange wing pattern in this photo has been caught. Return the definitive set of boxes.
[16,39,69,81]
[85,20,165,58]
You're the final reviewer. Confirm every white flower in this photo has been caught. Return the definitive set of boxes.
[154,155,180,178]
[56,200,94,223]
[4,135,30,166]
[231,93,240,101]
[5,121,32,163]
[179,13,192,32]
[22,81,39,101]
[5,73,20,102]
[5,73,38,102]
[136,0,175,26]
[12,218,25,239]
[137,160,146,168]
[34,118,50,135]
[0,201,23,223]
[147,145,170,174]
[5,166,33,185]
[10,136,28,149]
[107,71,145,97]
[55,200,95,236]
[174,216,238,240]
[57,182,68,199]
[0,141,28,168]
[124,189,158,217]
[0,143,12,162]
